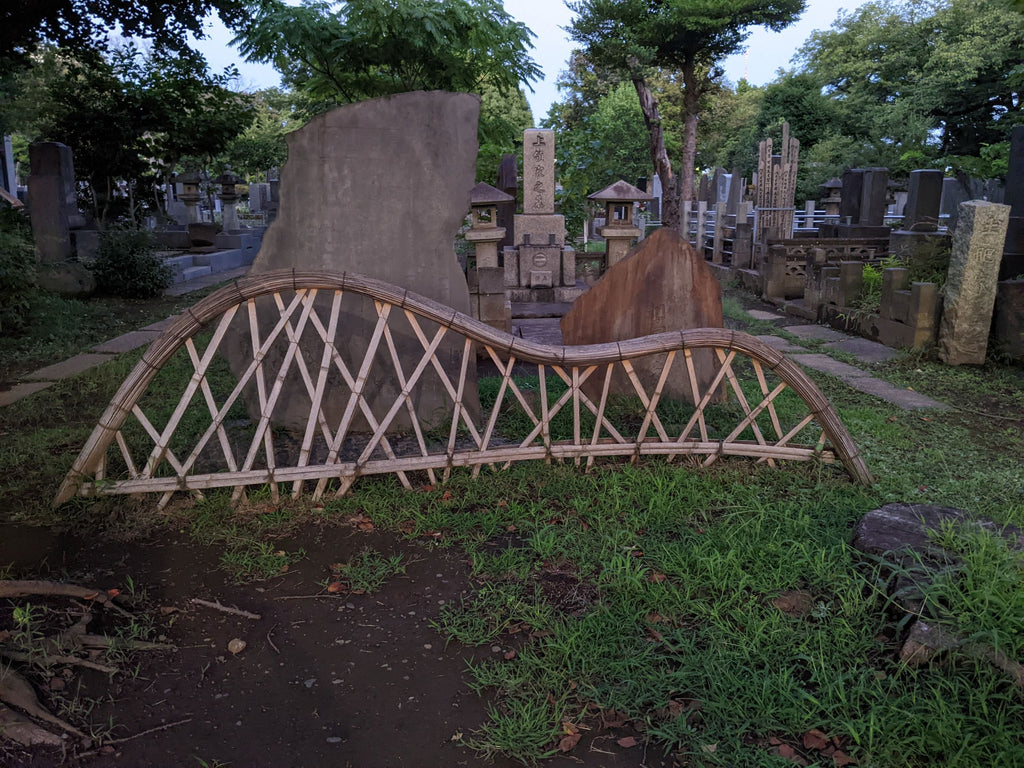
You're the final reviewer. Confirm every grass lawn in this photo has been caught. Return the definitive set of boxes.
[2,284,1023,766]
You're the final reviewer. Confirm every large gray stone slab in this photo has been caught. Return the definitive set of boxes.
[844,376,946,410]
[24,353,113,381]
[823,337,901,364]
[0,382,54,407]
[746,309,785,321]
[513,318,563,346]
[792,354,869,379]
[755,335,804,353]
[234,92,480,432]
[92,330,162,354]
[939,201,1011,365]
[782,325,848,343]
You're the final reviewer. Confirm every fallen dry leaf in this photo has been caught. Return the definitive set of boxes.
[441,491,453,501]
[602,710,629,728]
[326,581,345,594]
[771,590,815,617]
[803,729,830,751]
[647,572,667,583]
[503,650,516,660]
[558,733,582,752]
[833,751,857,766]
[702,743,717,753]
[562,721,579,735]
[617,736,638,748]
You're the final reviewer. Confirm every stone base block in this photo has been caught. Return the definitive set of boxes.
[514,214,566,247]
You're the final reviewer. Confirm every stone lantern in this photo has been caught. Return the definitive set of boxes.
[819,177,842,218]
[465,182,514,333]
[215,166,241,232]
[177,171,203,224]
[589,180,653,269]
[465,182,513,268]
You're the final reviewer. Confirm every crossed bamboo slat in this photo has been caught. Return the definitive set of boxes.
[54,270,872,508]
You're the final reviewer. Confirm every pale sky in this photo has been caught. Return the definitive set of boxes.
[193,0,866,123]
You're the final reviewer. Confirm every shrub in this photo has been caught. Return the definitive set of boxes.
[91,227,172,298]
[0,207,38,333]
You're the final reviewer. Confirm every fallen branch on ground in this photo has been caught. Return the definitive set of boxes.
[190,598,261,620]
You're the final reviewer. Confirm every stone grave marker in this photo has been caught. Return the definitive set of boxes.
[229,91,480,432]
[560,228,723,404]
[938,200,1011,365]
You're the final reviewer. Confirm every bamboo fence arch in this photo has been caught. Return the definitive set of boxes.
[55,269,872,509]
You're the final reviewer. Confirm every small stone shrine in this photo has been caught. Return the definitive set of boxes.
[504,129,581,303]
[229,91,480,432]
[938,200,1011,365]
[561,228,723,404]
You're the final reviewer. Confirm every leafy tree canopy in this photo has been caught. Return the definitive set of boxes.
[567,0,805,225]
[235,0,541,105]
[1,0,250,63]
[797,0,1023,161]
[12,45,249,223]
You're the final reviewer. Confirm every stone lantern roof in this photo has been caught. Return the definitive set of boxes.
[470,181,514,206]
[588,180,654,202]
[820,177,842,192]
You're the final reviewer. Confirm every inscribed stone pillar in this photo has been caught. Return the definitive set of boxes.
[938,201,1011,365]
[839,170,864,224]
[523,129,555,214]
[230,91,480,432]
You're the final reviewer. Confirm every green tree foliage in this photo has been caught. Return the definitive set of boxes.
[477,83,534,182]
[567,0,805,228]
[223,89,304,181]
[1,0,249,63]
[553,82,653,239]
[795,0,1023,179]
[696,79,764,175]
[236,0,540,104]
[12,46,248,223]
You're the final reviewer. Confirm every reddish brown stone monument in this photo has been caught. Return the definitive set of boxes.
[560,228,723,404]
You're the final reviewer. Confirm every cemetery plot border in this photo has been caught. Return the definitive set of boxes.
[55,270,872,509]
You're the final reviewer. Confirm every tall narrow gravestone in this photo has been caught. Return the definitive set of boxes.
[938,201,1011,365]
[227,91,480,432]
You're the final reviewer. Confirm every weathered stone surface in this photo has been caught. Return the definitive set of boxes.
[523,129,555,214]
[36,262,95,298]
[903,169,944,232]
[513,214,566,248]
[992,279,1024,361]
[938,201,1011,365]
[232,91,480,432]
[560,228,723,404]
[27,142,77,263]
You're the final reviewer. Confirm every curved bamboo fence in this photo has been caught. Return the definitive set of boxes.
[55,269,872,509]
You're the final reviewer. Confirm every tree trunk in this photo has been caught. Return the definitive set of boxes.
[679,58,700,205]
[632,76,680,231]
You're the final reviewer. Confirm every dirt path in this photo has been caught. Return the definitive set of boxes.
[1,523,660,768]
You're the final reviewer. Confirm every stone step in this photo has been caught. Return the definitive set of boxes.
[181,265,213,282]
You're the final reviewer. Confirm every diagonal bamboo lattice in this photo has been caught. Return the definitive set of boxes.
[55,270,872,509]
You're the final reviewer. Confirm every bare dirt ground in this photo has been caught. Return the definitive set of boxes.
[1,521,664,768]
